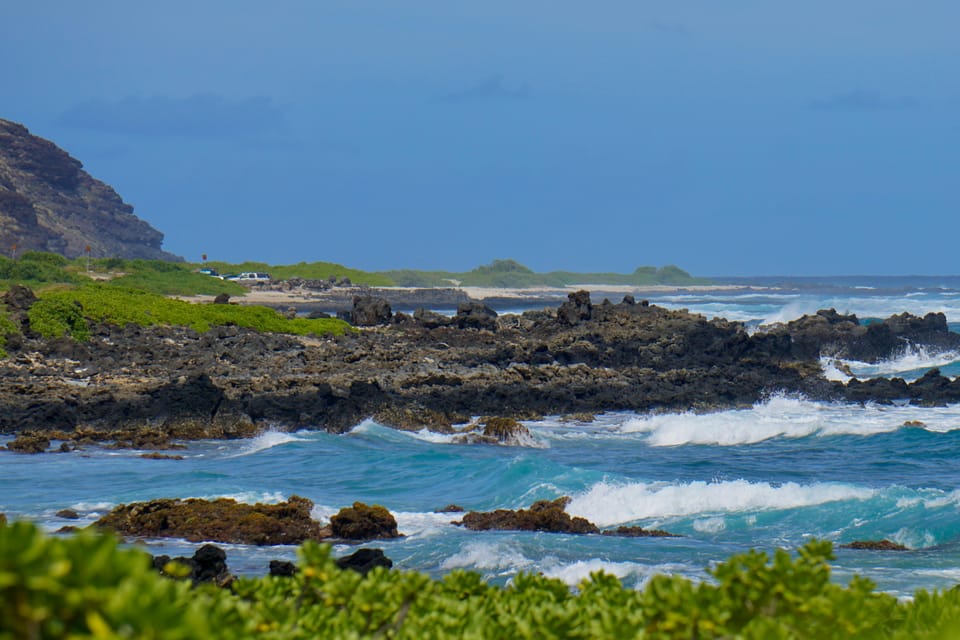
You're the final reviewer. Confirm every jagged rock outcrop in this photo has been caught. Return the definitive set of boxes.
[761,309,960,363]
[349,296,393,326]
[0,118,181,260]
[2,288,960,438]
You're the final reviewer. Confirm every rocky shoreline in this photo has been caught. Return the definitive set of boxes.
[2,288,960,447]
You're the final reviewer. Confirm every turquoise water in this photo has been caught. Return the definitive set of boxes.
[4,286,960,597]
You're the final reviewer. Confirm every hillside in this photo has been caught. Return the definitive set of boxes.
[0,118,180,261]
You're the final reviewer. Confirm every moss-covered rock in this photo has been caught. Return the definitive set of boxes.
[94,495,327,545]
[839,539,908,551]
[6,432,50,453]
[458,497,599,534]
[329,502,400,540]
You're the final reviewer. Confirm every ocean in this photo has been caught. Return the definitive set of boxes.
[4,281,960,598]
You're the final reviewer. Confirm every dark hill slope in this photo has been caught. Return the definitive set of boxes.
[0,118,180,260]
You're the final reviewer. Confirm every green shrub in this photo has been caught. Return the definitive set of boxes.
[32,284,351,338]
[18,251,69,267]
[27,296,90,340]
[4,521,960,639]
[0,255,81,287]
[0,310,17,358]
[0,520,241,639]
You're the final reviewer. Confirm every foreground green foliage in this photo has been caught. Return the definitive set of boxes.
[3,521,960,639]
[27,284,351,339]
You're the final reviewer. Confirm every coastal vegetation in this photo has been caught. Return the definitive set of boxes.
[2,520,960,638]
[24,284,352,340]
[202,259,395,286]
[0,251,707,298]
[383,259,708,288]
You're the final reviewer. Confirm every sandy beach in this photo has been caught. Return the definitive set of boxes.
[177,283,760,309]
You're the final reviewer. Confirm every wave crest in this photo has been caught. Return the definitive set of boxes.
[566,479,875,527]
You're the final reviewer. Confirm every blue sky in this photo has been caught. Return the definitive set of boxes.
[2,2,958,275]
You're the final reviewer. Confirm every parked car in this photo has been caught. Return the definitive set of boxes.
[226,272,272,282]
[197,268,221,278]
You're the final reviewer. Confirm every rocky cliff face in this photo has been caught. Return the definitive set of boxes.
[0,118,181,260]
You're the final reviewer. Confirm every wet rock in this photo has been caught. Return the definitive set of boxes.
[451,417,535,446]
[908,368,960,405]
[7,432,50,453]
[330,502,400,540]
[482,417,531,444]
[95,495,327,545]
[839,539,908,551]
[373,405,455,433]
[269,560,298,577]
[601,525,679,538]
[413,308,451,329]
[351,296,392,326]
[335,548,393,575]
[458,497,599,534]
[437,504,465,513]
[455,302,498,330]
[153,544,234,587]
[139,452,185,460]
[559,413,596,423]
[557,290,592,325]
[776,309,960,363]
[56,508,80,519]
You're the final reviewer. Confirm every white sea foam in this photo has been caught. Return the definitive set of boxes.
[441,542,535,573]
[68,501,116,513]
[566,479,875,527]
[821,358,854,382]
[693,517,727,533]
[225,430,304,457]
[352,420,548,448]
[393,511,459,538]
[440,543,697,588]
[194,491,287,504]
[613,396,960,446]
[841,346,960,380]
[540,559,694,589]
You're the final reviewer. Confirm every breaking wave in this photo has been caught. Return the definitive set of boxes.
[613,396,960,446]
[566,479,876,527]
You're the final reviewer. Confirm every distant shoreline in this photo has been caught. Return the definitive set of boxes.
[175,283,765,313]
